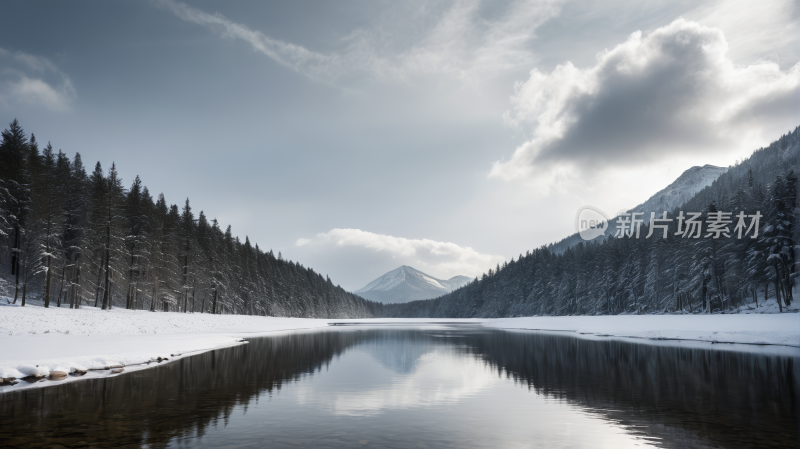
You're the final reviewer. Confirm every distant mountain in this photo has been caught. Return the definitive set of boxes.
[549,164,728,253]
[354,266,472,304]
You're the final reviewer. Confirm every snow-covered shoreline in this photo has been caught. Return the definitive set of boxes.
[0,303,338,392]
[1,303,798,394]
[484,314,800,349]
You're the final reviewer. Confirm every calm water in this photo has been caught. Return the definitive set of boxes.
[1,326,798,448]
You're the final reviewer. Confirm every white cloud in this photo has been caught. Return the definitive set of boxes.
[296,228,504,279]
[157,0,343,83]
[0,48,76,112]
[490,18,800,183]
[685,0,799,65]
[158,0,563,86]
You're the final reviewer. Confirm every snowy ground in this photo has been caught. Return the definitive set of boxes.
[732,296,800,314]
[1,301,798,394]
[0,302,335,393]
[485,314,799,348]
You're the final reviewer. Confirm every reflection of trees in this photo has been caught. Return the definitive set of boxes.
[1,329,796,449]
[0,330,374,448]
[462,332,798,448]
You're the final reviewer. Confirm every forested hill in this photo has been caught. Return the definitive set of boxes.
[386,126,800,318]
[0,119,383,318]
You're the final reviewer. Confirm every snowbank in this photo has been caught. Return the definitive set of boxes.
[0,304,331,392]
[0,302,330,337]
[483,314,800,348]
[1,304,798,394]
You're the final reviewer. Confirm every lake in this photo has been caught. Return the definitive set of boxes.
[1,325,797,448]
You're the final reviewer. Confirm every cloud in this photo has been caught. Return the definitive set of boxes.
[157,0,344,83]
[685,0,799,64]
[157,0,563,86]
[296,228,504,279]
[0,47,76,112]
[490,18,800,182]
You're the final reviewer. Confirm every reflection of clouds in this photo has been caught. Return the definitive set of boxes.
[366,337,435,375]
[295,347,497,417]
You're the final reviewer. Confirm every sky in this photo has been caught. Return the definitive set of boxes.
[1,0,798,290]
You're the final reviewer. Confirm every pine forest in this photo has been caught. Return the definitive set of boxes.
[1,119,798,319]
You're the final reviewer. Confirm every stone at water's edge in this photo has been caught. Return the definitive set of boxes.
[110,368,124,374]
[48,371,68,379]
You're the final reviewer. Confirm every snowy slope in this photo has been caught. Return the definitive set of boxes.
[354,266,472,304]
[550,164,728,253]
[440,275,472,291]
[629,164,728,223]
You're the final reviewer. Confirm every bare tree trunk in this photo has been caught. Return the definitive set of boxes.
[211,284,218,314]
[101,221,112,310]
[182,253,189,313]
[132,275,140,310]
[94,251,104,307]
[44,253,52,308]
[56,258,67,307]
[191,279,197,313]
[150,275,159,312]
[12,226,20,304]
[125,253,136,309]
[20,258,28,307]
[774,263,783,312]
[74,261,82,309]
[68,256,75,309]
[20,278,28,306]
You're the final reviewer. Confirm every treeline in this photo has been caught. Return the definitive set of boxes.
[0,119,382,318]
[387,126,800,318]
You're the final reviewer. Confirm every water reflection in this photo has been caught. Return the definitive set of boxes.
[464,331,799,448]
[299,335,496,417]
[365,332,437,374]
[0,327,796,448]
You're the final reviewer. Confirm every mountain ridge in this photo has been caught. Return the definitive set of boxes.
[354,266,472,304]
[549,164,729,254]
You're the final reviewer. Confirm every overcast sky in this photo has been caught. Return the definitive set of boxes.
[1,0,798,290]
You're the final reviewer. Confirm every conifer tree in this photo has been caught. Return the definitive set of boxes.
[30,143,65,307]
[180,198,195,312]
[64,153,89,308]
[100,163,125,310]
[0,119,32,303]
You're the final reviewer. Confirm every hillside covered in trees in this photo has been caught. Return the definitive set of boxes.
[0,119,382,318]
[2,119,797,320]
[387,126,800,318]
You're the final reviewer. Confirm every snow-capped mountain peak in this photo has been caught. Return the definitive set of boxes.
[354,266,471,304]
[630,164,728,222]
[548,163,728,253]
